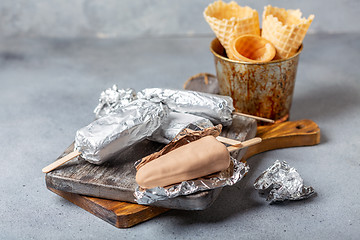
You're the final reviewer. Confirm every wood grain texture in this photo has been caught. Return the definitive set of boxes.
[47,119,320,228]
[48,187,168,228]
[244,119,320,160]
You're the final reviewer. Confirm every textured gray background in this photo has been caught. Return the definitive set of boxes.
[1,1,360,240]
[0,0,359,38]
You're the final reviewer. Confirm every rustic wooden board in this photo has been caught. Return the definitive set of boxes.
[47,119,320,228]
[46,115,257,210]
[48,187,168,228]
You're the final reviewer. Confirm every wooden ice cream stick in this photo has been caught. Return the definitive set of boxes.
[233,112,274,123]
[42,150,81,173]
[226,137,262,152]
[217,135,262,151]
[216,136,243,145]
[42,136,261,174]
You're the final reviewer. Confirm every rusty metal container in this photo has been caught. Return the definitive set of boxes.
[210,38,302,122]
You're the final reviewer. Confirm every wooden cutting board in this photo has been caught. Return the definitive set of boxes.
[46,115,258,210]
[47,119,320,228]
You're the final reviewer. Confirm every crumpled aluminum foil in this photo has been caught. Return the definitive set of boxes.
[75,99,169,164]
[254,160,315,203]
[134,157,249,205]
[148,112,214,144]
[137,88,234,126]
[94,85,137,119]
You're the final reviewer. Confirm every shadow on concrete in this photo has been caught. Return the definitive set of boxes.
[291,83,359,123]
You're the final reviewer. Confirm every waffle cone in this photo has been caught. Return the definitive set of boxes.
[229,34,276,63]
[262,5,314,59]
[204,0,260,59]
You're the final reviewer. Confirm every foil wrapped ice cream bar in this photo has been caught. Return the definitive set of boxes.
[94,85,137,119]
[137,88,234,126]
[75,99,169,164]
[254,160,315,203]
[149,112,214,144]
[135,157,249,205]
[93,86,219,144]
[134,126,249,205]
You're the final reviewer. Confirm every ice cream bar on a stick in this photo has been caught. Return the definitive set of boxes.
[92,87,244,145]
[93,86,215,144]
[42,100,240,173]
[136,135,261,189]
[93,86,272,143]
[137,88,274,124]
[42,100,169,173]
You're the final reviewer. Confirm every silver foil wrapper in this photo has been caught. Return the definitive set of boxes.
[93,87,218,144]
[137,88,234,126]
[134,157,249,205]
[94,85,137,119]
[148,112,214,144]
[75,99,169,164]
[254,160,315,203]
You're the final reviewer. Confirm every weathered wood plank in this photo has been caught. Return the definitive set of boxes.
[48,187,168,228]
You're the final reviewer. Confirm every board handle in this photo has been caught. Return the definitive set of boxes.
[244,119,320,160]
[42,150,81,173]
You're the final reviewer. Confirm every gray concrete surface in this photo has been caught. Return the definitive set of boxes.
[1,32,360,239]
[0,0,359,38]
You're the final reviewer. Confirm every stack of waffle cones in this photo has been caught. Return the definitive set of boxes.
[204,1,314,61]
[203,0,260,59]
[262,5,315,59]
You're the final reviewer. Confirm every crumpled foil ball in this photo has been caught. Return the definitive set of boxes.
[254,160,315,203]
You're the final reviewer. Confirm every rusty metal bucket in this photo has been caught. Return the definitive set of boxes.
[210,38,302,122]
